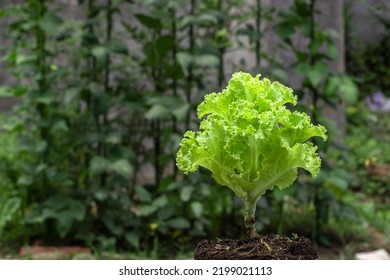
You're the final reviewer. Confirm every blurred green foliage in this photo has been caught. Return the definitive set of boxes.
[0,0,250,256]
[346,104,390,196]
[346,2,390,98]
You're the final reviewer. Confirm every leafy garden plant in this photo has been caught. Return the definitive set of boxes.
[176,72,327,238]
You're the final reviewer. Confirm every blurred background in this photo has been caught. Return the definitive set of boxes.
[0,0,389,260]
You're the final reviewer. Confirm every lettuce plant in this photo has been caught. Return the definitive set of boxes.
[176,72,327,237]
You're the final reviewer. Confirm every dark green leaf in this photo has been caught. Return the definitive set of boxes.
[36,95,55,105]
[177,52,192,70]
[190,202,203,218]
[178,15,196,29]
[136,205,157,216]
[180,185,193,202]
[135,14,161,29]
[56,215,73,237]
[166,217,190,229]
[135,187,152,203]
[295,62,311,76]
[326,43,339,60]
[94,189,109,201]
[90,156,110,175]
[106,38,128,54]
[36,140,48,153]
[97,236,116,250]
[165,63,184,79]
[172,103,190,121]
[15,54,36,65]
[40,12,63,34]
[103,215,123,236]
[91,46,108,59]
[307,69,322,87]
[145,35,173,65]
[276,22,295,39]
[310,37,325,55]
[125,232,140,248]
[155,35,173,58]
[0,197,21,235]
[51,120,68,133]
[324,76,341,98]
[37,195,86,238]
[111,159,133,178]
[327,176,348,191]
[340,76,359,104]
[157,207,174,220]
[145,104,170,120]
[197,13,218,25]
[295,0,311,18]
[153,195,168,208]
[307,63,328,87]
[196,54,219,67]
[35,163,47,174]
[63,87,80,104]
[0,86,12,97]
[104,133,122,144]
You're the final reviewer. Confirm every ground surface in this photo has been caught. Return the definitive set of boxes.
[0,226,388,259]
[194,234,318,260]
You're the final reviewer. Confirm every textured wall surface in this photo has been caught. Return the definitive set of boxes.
[350,0,387,43]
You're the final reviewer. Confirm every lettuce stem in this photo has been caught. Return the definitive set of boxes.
[244,199,258,238]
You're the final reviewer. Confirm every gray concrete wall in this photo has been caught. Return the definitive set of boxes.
[350,0,388,44]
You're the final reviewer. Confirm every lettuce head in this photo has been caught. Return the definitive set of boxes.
[176,72,327,209]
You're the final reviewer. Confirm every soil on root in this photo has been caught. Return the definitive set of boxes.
[194,234,318,260]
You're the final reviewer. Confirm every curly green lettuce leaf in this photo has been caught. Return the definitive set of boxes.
[176,72,327,205]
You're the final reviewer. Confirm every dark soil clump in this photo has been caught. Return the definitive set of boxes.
[194,234,318,260]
